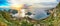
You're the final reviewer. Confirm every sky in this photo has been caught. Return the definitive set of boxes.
[0,0,59,7]
[0,0,9,6]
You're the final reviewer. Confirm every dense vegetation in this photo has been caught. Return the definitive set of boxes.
[0,3,60,26]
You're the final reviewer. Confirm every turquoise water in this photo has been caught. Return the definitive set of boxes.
[0,8,10,11]
[57,0,60,2]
